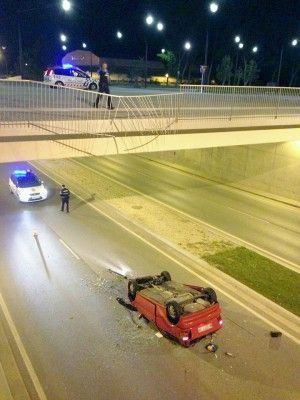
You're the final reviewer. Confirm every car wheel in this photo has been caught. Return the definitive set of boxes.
[128,279,138,301]
[55,81,64,87]
[89,82,97,91]
[204,288,217,304]
[166,301,183,325]
[161,271,171,282]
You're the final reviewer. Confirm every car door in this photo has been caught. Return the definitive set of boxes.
[71,69,88,89]
[10,175,17,194]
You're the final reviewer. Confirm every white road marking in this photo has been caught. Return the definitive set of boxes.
[31,163,300,345]
[71,158,300,272]
[0,292,48,400]
[59,239,80,260]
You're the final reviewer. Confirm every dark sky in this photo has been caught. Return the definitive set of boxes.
[0,0,299,83]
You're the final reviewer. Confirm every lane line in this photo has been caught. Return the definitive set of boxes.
[0,292,48,400]
[31,163,300,345]
[71,158,300,272]
[59,239,80,260]
[103,156,300,233]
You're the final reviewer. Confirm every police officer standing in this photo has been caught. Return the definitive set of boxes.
[60,184,70,213]
[94,62,114,109]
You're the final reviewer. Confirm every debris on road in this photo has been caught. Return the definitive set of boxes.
[108,268,128,279]
[116,297,137,311]
[155,332,163,338]
[225,352,234,357]
[270,331,282,338]
[205,343,219,353]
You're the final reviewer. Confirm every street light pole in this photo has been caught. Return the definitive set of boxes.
[144,14,164,88]
[277,46,284,86]
[18,16,23,77]
[144,40,148,88]
[203,2,219,85]
[16,1,72,79]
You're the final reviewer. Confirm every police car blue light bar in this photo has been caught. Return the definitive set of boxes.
[13,170,27,176]
[62,63,73,69]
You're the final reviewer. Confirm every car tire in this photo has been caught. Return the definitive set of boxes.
[161,271,171,282]
[204,288,217,304]
[88,82,97,91]
[166,301,183,325]
[55,81,64,87]
[128,279,139,301]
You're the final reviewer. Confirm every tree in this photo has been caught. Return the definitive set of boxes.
[243,59,260,86]
[234,67,243,86]
[157,50,177,76]
[216,55,233,85]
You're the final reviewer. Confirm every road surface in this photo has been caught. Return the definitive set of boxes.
[57,155,300,268]
[0,161,299,400]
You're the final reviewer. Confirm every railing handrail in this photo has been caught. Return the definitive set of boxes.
[180,83,300,91]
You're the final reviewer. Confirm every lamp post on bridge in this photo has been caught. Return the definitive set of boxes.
[17,0,72,78]
[144,14,165,87]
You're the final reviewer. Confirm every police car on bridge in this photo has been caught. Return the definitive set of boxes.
[43,64,98,90]
[9,170,48,203]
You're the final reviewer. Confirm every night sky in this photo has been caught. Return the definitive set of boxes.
[0,0,299,84]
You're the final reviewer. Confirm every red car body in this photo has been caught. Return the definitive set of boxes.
[129,278,223,347]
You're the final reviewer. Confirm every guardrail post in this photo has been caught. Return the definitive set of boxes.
[229,87,236,121]
[275,87,282,119]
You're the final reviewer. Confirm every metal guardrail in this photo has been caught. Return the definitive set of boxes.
[0,80,299,138]
[180,84,300,120]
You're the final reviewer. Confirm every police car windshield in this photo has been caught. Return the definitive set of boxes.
[16,173,41,188]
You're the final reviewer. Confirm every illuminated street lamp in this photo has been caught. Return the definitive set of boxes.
[61,0,71,12]
[161,48,166,53]
[62,45,67,51]
[252,46,258,53]
[291,38,298,47]
[238,42,244,49]
[116,31,123,39]
[60,33,67,42]
[209,2,219,13]
[157,22,164,31]
[234,35,241,43]
[184,41,191,51]
[145,14,154,25]
[82,42,87,48]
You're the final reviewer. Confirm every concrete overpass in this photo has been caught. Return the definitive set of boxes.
[0,80,299,162]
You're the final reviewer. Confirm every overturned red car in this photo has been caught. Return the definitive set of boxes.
[128,271,223,347]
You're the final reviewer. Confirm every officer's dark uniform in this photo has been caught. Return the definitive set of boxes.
[95,68,114,109]
[60,185,70,212]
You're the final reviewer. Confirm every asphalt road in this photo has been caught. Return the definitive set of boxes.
[67,155,300,268]
[0,161,299,400]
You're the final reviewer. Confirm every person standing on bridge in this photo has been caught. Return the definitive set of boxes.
[60,184,70,213]
[94,62,114,110]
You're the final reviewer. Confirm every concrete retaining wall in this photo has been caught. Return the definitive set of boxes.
[146,141,300,203]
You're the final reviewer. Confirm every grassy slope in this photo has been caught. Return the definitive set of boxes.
[203,247,300,316]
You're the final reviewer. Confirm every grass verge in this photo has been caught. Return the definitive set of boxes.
[203,247,300,316]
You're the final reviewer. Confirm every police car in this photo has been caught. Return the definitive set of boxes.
[43,65,98,90]
[9,170,48,203]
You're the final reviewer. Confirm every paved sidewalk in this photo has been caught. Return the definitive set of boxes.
[0,318,30,400]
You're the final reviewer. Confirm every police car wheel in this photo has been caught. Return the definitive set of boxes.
[55,81,64,87]
[89,83,97,91]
